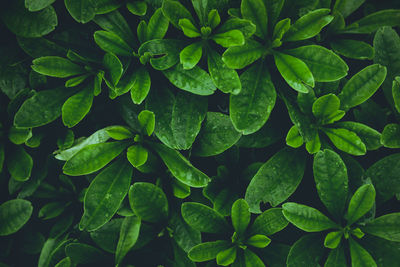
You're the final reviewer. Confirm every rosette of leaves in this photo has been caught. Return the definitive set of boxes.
[161,0,257,95]
[182,198,288,266]
[220,0,349,134]
[284,64,386,155]
[282,149,400,267]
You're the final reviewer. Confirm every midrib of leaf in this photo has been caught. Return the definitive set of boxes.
[323,128,364,153]
[290,12,328,37]
[347,187,371,225]
[276,53,309,86]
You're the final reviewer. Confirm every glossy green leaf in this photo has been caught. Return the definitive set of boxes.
[54,257,71,267]
[331,39,374,60]
[313,149,348,219]
[325,244,347,267]
[335,121,381,150]
[274,51,314,93]
[115,216,141,265]
[381,123,400,148]
[179,18,200,38]
[192,112,241,157]
[25,0,56,11]
[103,53,123,87]
[249,208,288,236]
[339,64,387,110]
[322,127,366,156]
[222,39,264,69]
[8,127,32,145]
[38,202,65,220]
[282,202,338,232]
[208,9,220,29]
[312,94,343,124]
[181,202,229,233]
[272,18,291,47]
[230,61,276,134]
[180,42,203,70]
[65,243,104,264]
[62,86,93,128]
[129,182,168,223]
[347,184,376,225]
[90,218,122,253]
[105,126,133,140]
[349,238,377,267]
[212,29,245,48]
[188,240,231,262]
[126,145,148,167]
[126,1,147,16]
[32,57,86,78]
[7,146,33,182]
[241,0,268,38]
[282,9,333,42]
[63,141,129,176]
[216,246,237,266]
[147,8,169,40]
[362,213,400,242]
[245,148,306,213]
[231,199,250,236]
[246,234,271,248]
[161,0,194,29]
[243,249,265,267]
[130,66,150,105]
[138,39,185,70]
[324,231,342,249]
[94,31,133,56]
[0,199,33,236]
[216,18,256,39]
[283,45,348,82]
[306,132,321,154]
[138,110,155,136]
[333,0,365,18]
[64,0,95,23]
[168,210,201,252]
[286,125,304,148]
[344,9,400,34]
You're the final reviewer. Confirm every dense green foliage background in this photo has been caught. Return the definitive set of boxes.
[0,0,400,266]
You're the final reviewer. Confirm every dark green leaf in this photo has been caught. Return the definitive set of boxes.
[241,0,268,38]
[62,86,93,128]
[349,238,377,267]
[115,216,141,265]
[7,146,33,182]
[286,234,324,267]
[222,39,264,69]
[32,57,86,78]
[0,199,33,236]
[162,0,194,29]
[362,213,400,242]
[94,31,133,56]
[331,39,374,60]
[344,9,400,34]
[64,0,95,23]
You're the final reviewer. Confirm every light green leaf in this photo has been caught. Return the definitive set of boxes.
[274,51,314,93]
[79,158,133,231]
[381,123,400,148]
[283,45,348,82]
[222,39,264,69]
[344,9,400,34]
[338,64,387,110]
[272,18,291,47]
[126,1,147,16]
[393,77,400,113]
[312,94,343,124]
[63,141,129,176]
[241,0,268,38]
[94,31,133,56]
[286,125,304,148]
[216,246,237,266]
[246,234,271,248]
[54,257,71,267]
[231,199,250,236]
[146,8,169,40]
[162,0,194,29]
[64,0,95,23]
[362,213,400,242]
[331,39,374,60]
[264,0,284,29]
[179,18,200,38]
[32,57,86,78]
[322,127,367,156]
[192,112,241,157]
[148,142,210,187]
[138,39,185,70]
[313,149,348,219]
[212,29,245,48]
[282,9,333,42]
[306,132,321,154]
[7,146,33,182]
[188,240,231,262]
[62,86,93,128]
[324,231,343,249]
[335,121,381,150]
[25,0,56,11]
[163,64,216,95]
[39,202,65,220]
[349,238,377,267]
[8,127,32,145]
[243,249,265,267]
[230,61,276,134]
[245,148,306,213]
[105,126,133,140]
[130,66,150,105]
[347,184,376,225]
[126,145,148,167]
[216,18,256,39]
[0,199,33,236]
[65,74,89,87]
[249,208,288,236]
[138,110,155,136]
[103,53,123,87]
[180,42,203,70]
[115,216,141,265]
[181,202,229,233]
[208,9,220,29]
[282,202,338,232]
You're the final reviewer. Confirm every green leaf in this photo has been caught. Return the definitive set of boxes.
[283,45,348,82]
[0,199,33,236]
[105,126,133,140]
[264,0,284,29]
[179,18,200,38]
[129,182,168,223]
[287,234,324,267]
[359,235,400,267]
[163,64,216,95]
[7,146,33,182]
[246,234,271,248]
[62,86,93,128]
[216,18,256,39]
[63,141,129,176]
[344,9,400,34]
[146,88,207,150]
[393,77,400,113]
[274,51,314,93]
[208,9,220,29]
[188,240,231,262]
[249,208,288,236]
[94,31,133,56]
[313,149,348,219]
[212,29,245,48]
[245,148,306,213]
[64,0,95,23]
[306,132,321,154]
[325,244,347,267]
[331,39,374,60]
[243,249,265,267]
[130,66,151,105]
[32,57,86,78]
[39,202,66,220]
[180,42,203,70]
[168,210,201,252]
[216,246,237,266]
[65,74,89,87]
[1,1,57,38]
[222,39,264,69]
[138,39,185,70]
[324,231,342,249]
[362,213,400,242]
[381,123,400,148]
[282,9,333,42]
[312,94,343,124]
[192,112,241,157]
[207,48,241,94]
[241,0,268,38]
[335,121,381,150]
[126,145,148,167]
[138,110,155,136]
[79,158,133,231]
[349,238,377,267]
[181,202,229,233]
[162,0,194,29]
[8,126,32,145]
[322,127,367,156]
[347,184,376,225]
[126,1,147,16]
[365,153,400,203]
[90,218,122,253]
[54,257,71,267]
[115,216,141,265]
[147,8,169,40]
[65,243,104,264]
[231,199,250,236]
[230,61,277,134]
[338,64,387,110]
[272,18,291,47]
[25,0,56,11]
[282,202,338,232]
[286,125,304,148]
[103,53,123,87]
[333,0,365,18]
